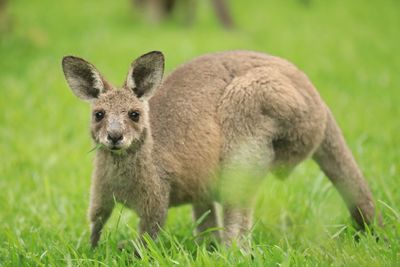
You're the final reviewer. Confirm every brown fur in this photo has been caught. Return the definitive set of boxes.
[62,50,376,249]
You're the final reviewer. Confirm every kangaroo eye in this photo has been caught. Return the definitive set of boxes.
[128,111,140,122]
[94,111,105,122]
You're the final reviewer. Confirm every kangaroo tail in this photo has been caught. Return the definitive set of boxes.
[313,110,375,228]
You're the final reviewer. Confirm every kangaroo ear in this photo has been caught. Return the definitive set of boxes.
[62,56,107,102]
[125,51,164,99]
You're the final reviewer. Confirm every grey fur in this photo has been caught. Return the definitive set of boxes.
[62,50,376,249]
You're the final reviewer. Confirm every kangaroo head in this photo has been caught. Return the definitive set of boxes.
[62,51,164,151]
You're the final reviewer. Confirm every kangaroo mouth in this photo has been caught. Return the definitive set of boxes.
[108,145,127,155]
[105,140,126,151]
[103,138,139,153]
[109,145,123,151]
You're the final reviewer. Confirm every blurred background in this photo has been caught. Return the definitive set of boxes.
[0,0,399,265]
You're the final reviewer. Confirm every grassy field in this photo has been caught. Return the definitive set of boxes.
[0,0,399,266]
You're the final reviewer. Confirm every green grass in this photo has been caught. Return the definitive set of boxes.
[1,0,399,266]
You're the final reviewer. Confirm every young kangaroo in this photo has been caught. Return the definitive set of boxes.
[62,51,376,249]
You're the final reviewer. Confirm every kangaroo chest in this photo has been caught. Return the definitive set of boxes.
[104,157,144,208]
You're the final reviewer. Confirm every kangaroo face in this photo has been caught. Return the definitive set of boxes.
[62,51,164,151]
[91,89,146,151]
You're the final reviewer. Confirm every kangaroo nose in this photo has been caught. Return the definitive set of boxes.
[107,132,123,144]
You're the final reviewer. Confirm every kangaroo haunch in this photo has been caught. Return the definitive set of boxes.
[62,51,376,248]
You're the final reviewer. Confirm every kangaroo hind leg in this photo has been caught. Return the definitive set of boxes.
[192,202,221,241]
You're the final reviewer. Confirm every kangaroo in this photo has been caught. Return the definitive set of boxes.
[133,0,235,29]
[61,50,376,249]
